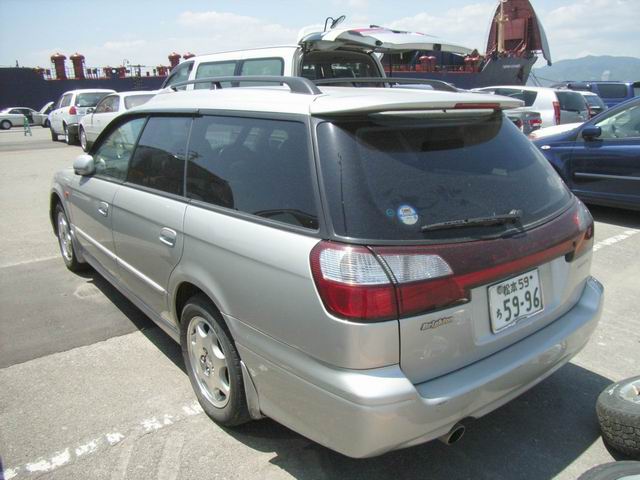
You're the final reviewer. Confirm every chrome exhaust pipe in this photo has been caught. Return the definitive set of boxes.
[438,423,465,445]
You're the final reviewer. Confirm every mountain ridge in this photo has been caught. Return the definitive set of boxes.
[529,55,640,86]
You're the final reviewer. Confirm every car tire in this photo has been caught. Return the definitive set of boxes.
[0,119,11,130]
[79,127,88,152]
[577,461,640,480]
[597,375,640,458]
[54,203,86,272]
[43,119,49,128]
[180,294,251,427]
[64,124,78,145]
[50,127,58,141]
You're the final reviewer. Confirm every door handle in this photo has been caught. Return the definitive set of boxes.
[159,227,177,247]
[97,202,109,216]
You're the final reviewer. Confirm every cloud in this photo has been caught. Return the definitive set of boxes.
[537,0,640,60]
[388,3,495,49]
[103,40,146,51]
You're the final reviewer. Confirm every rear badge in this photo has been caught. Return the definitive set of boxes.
[397,205,418,225]
[420,316,453,331]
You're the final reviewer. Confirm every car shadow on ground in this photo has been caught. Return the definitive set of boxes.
[223,363,613,480]
[80,269,186,374]
[86,269,614,479]
[588,204,640,229]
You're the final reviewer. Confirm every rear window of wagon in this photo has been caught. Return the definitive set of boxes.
[316,112,572,241]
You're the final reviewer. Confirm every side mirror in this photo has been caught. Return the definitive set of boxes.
[582,125,602,140]
[73,154,95,176]
[86,107,95,114]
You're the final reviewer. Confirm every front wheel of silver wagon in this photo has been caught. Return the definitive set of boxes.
[55,204,86,272]
[181,295,250,426]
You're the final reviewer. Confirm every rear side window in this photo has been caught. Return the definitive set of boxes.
[195,61,236,89]
[186,116,318,229]
[240,58,283,76]
[76,92,109,107]
[585,95,606,109]
[316,113,571,241]
[60,94,72,108]
[597,84,629,99]
[164,61,194,89]
[556,91,586,112]
[127,117,191,195]
[94,118,146,181]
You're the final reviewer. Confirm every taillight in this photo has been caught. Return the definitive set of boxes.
[69,105,77,115]
[528,118,543,130]
[311,201,591,323]
[553,101,561,125]
[572,200,594,258]
[588,107,596,118]
[310,243,398,322]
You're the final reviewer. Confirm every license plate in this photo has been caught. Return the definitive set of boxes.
[488,269,543,333]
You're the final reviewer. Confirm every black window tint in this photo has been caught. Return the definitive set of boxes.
[556,91,586,112]
[597,84,629,99]
[585,95,606,109]
[317,114,572,241]
[186,116,318,229]
[127,117,191,195]
[94,118,145,180]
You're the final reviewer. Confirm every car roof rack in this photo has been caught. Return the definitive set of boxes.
[312,77,459,92]
[168,76,322,95]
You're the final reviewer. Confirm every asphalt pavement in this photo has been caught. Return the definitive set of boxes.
[0,127,639,480]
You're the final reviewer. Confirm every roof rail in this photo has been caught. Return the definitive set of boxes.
[168,76,322,95]
[312,77,459,93]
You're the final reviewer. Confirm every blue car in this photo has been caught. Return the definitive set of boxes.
[533,96,640,211]
[555,81,639,108]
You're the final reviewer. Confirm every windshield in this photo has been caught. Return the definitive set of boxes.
[316,113,572,241]
[124,94,154,110]
[75,92,110,107]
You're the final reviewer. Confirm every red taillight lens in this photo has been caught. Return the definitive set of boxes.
[529,118,543,129]
[311,202,592,322]
[69,105,77,115]
[310,243,398,322]
[553,101,561,125]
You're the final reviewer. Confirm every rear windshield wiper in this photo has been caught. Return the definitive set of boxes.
[421,209,522,232]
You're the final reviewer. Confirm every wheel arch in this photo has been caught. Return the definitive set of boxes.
[49,191,64,234]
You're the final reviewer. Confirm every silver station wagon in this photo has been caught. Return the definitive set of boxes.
[50,76,604,458]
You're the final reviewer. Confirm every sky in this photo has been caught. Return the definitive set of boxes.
[1,0,639,69]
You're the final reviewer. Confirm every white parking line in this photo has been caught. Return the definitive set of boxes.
[3,401,204,479]
[592,229,639,252]
[0,256,58,269]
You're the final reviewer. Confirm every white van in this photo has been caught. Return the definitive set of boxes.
[161,25,472,90]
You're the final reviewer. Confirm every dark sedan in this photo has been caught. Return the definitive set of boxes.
[532,96,640,211]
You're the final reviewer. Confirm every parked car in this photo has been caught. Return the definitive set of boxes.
[532,96,640,210]
[79,91,156,151]
[50,76,602,458]
[49,89,115,145]
[39,101,55,128]
[505,109,542,135]
[577,91,607,118]
[473,86,588,128]
[0,106,51,129]
[161,26,473,90]
[555,81,639,108]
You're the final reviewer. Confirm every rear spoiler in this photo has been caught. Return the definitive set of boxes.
[313,77,459,92]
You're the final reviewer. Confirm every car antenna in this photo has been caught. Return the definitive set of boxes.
[324,15,346,32]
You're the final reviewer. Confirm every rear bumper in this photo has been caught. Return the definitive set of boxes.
[237,276,603,458]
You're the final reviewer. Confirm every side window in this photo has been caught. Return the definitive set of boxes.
[94,117,146,181]
[94,96,110,114]
[164,62,194,89]
[595,104,640,140]
[195,61,236,89]
[240,58,284,76]
[60,94,72,108]
[186,116,318,229]
[127,117,191,195]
